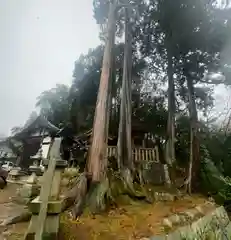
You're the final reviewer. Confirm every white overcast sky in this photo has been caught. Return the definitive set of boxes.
[0,0,100,136]
[0,0,228,136]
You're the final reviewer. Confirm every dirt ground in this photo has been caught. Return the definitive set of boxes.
[0,184,28,240]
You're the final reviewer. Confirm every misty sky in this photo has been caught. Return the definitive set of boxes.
[0,0,100,135]
[0,1,228,136]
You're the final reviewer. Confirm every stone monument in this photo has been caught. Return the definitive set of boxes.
[25,137,67,239]
[16,144,45,204]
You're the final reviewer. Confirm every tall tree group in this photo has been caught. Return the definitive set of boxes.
[32,0,231,215]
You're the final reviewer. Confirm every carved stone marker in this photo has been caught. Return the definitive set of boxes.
[142,162,165,185]
[16,143,44,204]
[24,137,67,240]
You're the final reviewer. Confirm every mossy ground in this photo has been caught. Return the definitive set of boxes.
[0,180,209,240]
[59,194,207,240]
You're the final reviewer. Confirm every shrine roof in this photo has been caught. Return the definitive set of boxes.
[13,115,60,139]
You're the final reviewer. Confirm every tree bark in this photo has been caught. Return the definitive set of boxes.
[71,2,154,218]
[165,50,175,185]
[106,26,116,145]
[117,7,133,172]
[70,1,155,218]
[87,1,117,182]
[186,78,200,193]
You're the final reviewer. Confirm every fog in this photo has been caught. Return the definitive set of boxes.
[0,0,100,136]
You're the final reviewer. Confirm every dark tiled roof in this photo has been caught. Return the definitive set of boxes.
[13,116,60,139]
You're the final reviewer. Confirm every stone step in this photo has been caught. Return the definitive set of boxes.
[182,207,203,220]
[151,206,229,240]
[163,214,189,229]
[162,202,216,230]
[154,192,177,202]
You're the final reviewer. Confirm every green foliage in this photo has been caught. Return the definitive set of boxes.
[21,0,231,203]
[200,137,231,207]
[36,84,70,127]
[200,145,225,194]
[34,0,231,135]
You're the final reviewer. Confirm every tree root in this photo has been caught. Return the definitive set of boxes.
[0,169,155,224]
[65,167,158,219]
[3,167,164,226]
[68,173,88,219]
[87,179,109,214]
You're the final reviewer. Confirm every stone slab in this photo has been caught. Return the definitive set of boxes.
[154,192,176,202]
[151,206,230,240]
[177,225,194,239]
[163,215,179,228]
[212,205,230,227]
[190,206,229,234]
[9,168,21,176]
[142,162,165,185]
[195,202,215,215]
[42,159,68,168]
[29,196,63,214]
[183,208,202,220]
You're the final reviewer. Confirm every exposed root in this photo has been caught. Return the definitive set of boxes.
[87,179,109,214]
[121,168,135,193]
[66,167,159,219]
[70,173,88,219]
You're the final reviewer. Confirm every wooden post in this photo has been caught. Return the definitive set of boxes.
[24,137,67,240]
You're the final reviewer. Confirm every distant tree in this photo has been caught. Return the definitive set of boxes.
[36,84,70,126]
[11,126,22,136]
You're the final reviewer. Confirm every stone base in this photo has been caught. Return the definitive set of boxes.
[24,215,59,240]
[18,184,40,198]
[28,166,43,176]
[29,196,63,214]
[42,159,68,169]
[142,162,165,185]
[8,168,22,181]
